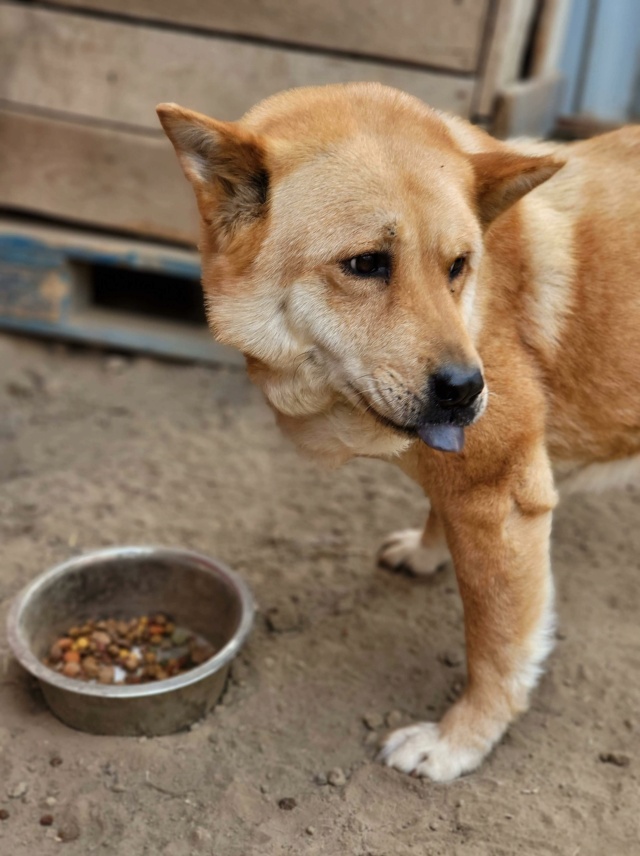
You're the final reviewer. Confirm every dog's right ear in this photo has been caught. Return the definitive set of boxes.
[156,103,269,235]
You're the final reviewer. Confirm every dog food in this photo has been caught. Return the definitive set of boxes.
[43,615,215,684]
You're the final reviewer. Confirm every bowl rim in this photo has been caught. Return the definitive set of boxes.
[6,545,255,699]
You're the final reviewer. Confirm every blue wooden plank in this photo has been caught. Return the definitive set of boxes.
[0,221,242,364]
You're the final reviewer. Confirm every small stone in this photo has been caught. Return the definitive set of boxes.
[266,601,301,633]
[50,756,63,767]
[306,826,315,836]
[8,782,28,799]
[278,797,297,811]
[385,710,403,728]
[259,784,269,794]
[439,649,463,668]
[599,752,630,767]
[313,772,327,786]
[327,768,347,787]
[40,814,54,826]
[190,826,212,845]
[362,712,384,730]
[0,809,9,820]
[45,797,57,807]
[364,731,379,747]
[57,819,80,842]
[429,822,438,831]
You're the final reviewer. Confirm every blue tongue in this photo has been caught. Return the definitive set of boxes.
[417,423,465,453]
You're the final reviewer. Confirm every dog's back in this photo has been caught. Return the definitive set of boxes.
[510,128,640,470]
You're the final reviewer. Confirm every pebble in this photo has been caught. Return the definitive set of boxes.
[49,756,63,767]
[0,809,9,821]
[306,826,315,836]
[385,710,403,728]
[327,768,347,787]
[266,601,301,633]
[56,819,81,842]
[278,797,297,811]
[39,814,54,827]
[362,712,384,730]
[313,773,327,786]
[45,797,57,807]
[429,821,438,831]
[439,649,463,668]
[8,782,29,799]
[599,752,630,767]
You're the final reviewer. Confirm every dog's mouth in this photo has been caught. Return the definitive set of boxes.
[346,384,478,453]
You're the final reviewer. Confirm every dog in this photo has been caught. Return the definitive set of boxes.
[157,83,640,781]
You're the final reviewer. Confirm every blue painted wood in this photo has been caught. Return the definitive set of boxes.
[0,221,242,366]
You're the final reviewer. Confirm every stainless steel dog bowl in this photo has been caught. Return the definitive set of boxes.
[6,546,254,736]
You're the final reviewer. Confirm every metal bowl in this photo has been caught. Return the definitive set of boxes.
[6,546,254,736]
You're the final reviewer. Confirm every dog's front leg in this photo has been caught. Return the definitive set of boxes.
[380,447,556,781]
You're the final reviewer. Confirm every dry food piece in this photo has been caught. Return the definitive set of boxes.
[42,614,216,686]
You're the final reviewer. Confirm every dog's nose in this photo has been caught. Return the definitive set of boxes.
[433,366,484,409]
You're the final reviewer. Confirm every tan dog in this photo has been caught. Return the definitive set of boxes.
[158,83,640,781]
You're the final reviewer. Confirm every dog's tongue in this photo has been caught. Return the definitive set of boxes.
[417,423,465,453]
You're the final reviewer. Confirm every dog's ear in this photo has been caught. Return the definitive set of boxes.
[156,103,269,235]
[469,150,563,227]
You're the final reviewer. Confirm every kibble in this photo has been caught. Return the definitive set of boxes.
[0,809,9,821]
[43,614,216,686]
[39,814,54,827]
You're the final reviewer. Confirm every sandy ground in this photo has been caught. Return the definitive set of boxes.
[0,331,638,856]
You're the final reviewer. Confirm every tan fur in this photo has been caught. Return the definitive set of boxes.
[158,83,640,781]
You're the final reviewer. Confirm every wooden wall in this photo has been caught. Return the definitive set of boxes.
[1,0,551,245]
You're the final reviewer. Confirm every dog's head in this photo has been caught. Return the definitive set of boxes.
[158,84,561,465]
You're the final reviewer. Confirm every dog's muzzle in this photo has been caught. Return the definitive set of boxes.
[416,365,485,453]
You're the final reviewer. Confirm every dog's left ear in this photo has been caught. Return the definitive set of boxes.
[469,150,564,227]
[157,103,269,236]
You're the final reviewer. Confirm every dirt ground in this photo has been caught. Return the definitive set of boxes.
[0,331,638,856]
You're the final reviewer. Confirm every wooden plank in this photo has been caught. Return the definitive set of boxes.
[0,5,475,129]
[473,0,538,118]
[40,0,491,72]
[491,72,563,138]
[0,218,244,365]
[528,0,572,78]
[0,107,198,244]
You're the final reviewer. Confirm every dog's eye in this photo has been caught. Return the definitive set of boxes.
[344,253,391,280]
[449,255,467,281]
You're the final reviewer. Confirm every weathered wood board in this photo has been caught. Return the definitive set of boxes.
[473,0,537,118]
[0,5,476,129]
[40,0,491,72]
[0,107,197,243]
[0,217,242,365]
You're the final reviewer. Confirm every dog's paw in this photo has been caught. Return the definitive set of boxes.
[378,528,449,577]
[378,722,484,783]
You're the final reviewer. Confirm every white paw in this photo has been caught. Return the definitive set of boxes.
[378,722,484,782]
[378,528,449,576]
